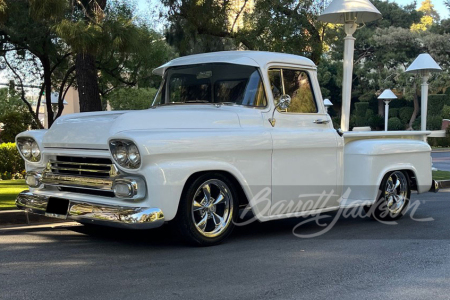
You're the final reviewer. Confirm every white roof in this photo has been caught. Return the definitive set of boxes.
[152,51,316,76]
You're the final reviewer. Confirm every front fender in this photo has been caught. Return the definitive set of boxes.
[110,129,273,221]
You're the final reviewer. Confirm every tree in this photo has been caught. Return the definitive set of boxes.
[411,0,440,32]
[163,0,326,64]
[0,0,173,127]
[0,0,71,128]
[0,87,37,142]
[54,1,174,110]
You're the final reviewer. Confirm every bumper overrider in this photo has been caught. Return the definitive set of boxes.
[16,190,165,229]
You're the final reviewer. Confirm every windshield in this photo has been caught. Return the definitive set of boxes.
[152,63,267,107]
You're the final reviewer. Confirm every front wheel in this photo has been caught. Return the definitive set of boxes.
[365,171,411,221]
[174,173,238,246]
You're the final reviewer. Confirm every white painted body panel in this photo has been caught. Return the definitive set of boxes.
[17,51,434,223]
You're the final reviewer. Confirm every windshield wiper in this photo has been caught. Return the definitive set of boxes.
[185,100,210,103]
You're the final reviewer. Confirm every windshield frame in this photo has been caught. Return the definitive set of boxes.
[151,63,269,109]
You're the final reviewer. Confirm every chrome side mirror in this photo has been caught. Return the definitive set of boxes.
[278,94,291,110]
[269,94,291,127]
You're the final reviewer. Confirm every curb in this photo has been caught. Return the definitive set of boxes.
[432,149,450,153]
[0,210,67,227]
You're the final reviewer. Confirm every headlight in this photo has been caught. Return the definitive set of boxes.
[17,138,41,162]
[109,140,141,169]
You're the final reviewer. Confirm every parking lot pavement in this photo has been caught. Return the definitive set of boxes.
[432,151,450,171]
[0,190,450,300]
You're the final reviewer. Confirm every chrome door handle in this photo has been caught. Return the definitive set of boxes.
[313,119,330,124]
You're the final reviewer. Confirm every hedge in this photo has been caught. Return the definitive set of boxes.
[389,108,399,118]
[428,95,450,117]
[399,107,414,124]
[0,143,25,178]
[388,117,404,130]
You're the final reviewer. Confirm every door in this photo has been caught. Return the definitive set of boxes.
[268,68,341,216]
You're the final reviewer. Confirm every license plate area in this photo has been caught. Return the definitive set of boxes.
[45,198,70,218]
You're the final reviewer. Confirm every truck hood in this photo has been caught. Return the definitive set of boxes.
[42,105,242,149]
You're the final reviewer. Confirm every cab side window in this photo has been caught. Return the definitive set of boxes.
[269,68,317,114]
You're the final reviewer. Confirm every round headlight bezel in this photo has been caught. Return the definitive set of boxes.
[17,137,41,162]
[109,140,141,169]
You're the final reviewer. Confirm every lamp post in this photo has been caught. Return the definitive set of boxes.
[405,53,442,132]
[378,89,397,131]
[324,98,333,113]
[318,0,381,132]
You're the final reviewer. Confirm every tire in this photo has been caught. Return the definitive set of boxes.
[364,171,411,221]
[174,172,239,246]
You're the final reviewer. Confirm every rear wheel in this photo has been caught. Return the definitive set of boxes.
[365,171,411,221]
[174,173,238,246]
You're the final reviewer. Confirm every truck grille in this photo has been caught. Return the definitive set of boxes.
[50,156,116,178]
[42,156,118,198]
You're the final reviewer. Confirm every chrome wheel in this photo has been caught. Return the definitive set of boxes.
[191,179,233,238]
[384,171,408,214]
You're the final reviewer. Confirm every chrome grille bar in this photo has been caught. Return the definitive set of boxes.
[49,156,117,178]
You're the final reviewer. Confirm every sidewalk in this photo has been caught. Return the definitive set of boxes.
[432,148,450,153]
[0,210,66,228]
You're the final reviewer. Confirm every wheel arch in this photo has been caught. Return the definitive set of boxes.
[180,170,250,210]
[376,166,418,192]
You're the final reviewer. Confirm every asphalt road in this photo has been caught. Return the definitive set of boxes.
[432,151,450,171]
[1,191,450,300]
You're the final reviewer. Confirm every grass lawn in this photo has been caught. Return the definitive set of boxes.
[0,180,27,211]
[432,170,450,181]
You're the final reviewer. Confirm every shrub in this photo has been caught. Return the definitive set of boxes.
[412,116,444,131]
[353,102,370,127]
[389,98,413,109]
[369,114,384,130]
[428,95,450,117]
[332,116,341,129]
[427,115,443,130]
[388,117,404,131]
[399,107,414,124]
[107,88,158,110]
[389,108,399,118]
[442,105,450,120]
[0,143,25,175]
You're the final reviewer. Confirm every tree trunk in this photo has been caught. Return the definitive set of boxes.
[408,86,420,130]
[42,57,54,127]
[378,98,384,116]
[76,53,102,112]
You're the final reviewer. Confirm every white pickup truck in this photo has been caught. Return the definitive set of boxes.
[16,51,438,245]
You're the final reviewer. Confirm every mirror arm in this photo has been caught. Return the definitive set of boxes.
[269,108,277,127]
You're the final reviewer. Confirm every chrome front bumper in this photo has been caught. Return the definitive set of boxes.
[16,190,165,229]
